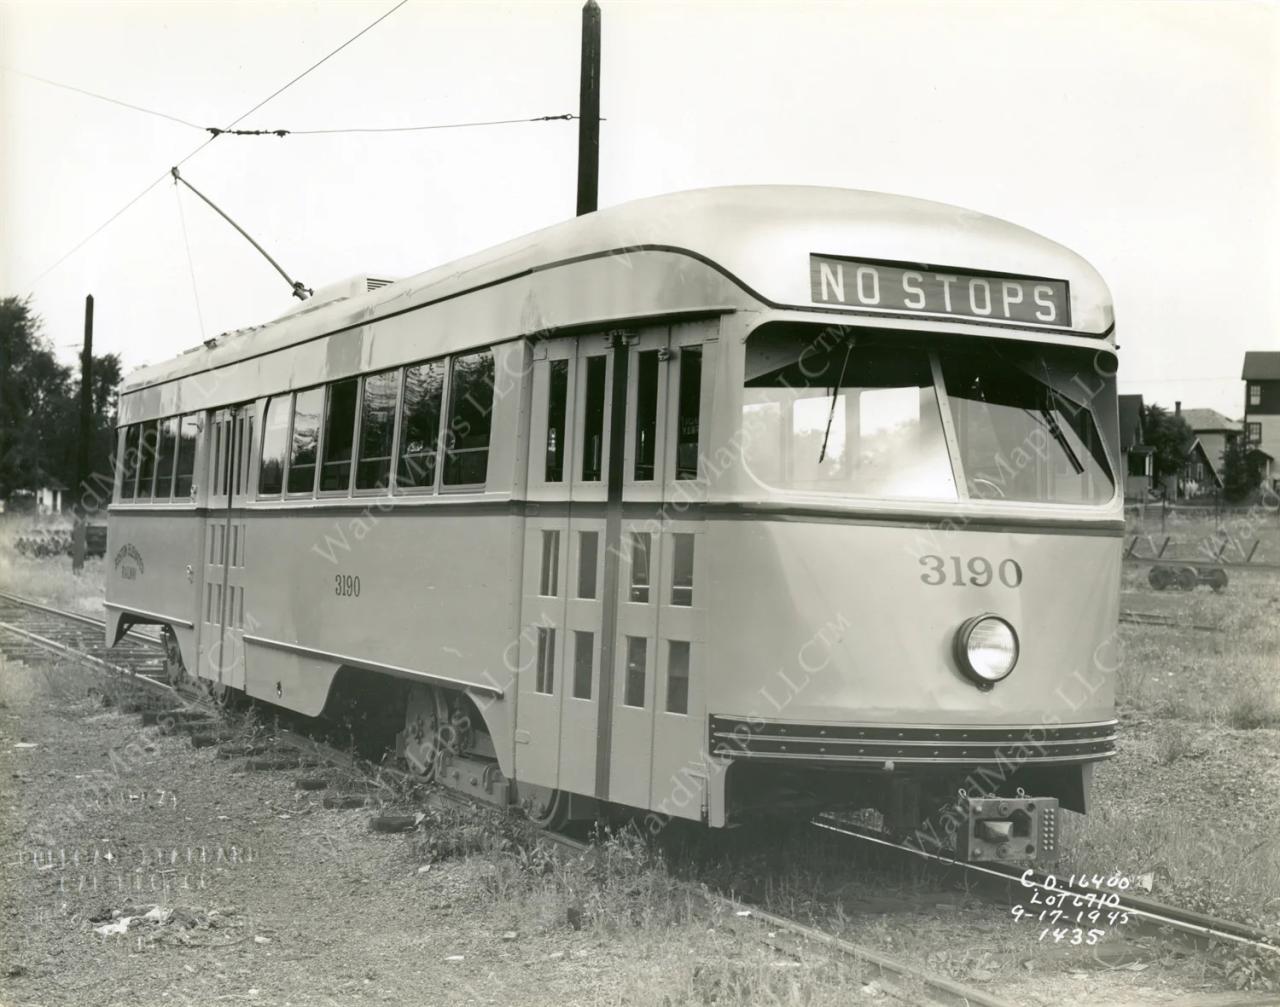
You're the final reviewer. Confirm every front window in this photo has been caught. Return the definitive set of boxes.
[740,325,1114,506]
[743,335,956,500]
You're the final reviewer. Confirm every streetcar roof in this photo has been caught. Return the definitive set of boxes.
[122,185,1113,393]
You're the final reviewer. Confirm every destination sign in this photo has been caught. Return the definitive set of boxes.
[810,255,1071,328]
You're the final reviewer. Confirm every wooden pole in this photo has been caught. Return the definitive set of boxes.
[71,294,93,574]
[575,0,601,216]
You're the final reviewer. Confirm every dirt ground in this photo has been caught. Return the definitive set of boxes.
[3,650,1277,1007]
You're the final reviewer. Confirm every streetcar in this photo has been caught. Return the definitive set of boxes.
[105,185,1121,863]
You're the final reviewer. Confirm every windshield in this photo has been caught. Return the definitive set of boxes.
[741,326,1115,505]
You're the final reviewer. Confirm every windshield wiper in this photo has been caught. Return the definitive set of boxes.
[818,340,854,464]
[1022,403,1085,475]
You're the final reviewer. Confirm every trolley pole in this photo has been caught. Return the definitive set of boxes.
[575,0,601,216]
[71,294,94,574]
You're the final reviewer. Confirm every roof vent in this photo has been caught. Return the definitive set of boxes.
[274,275,397,319]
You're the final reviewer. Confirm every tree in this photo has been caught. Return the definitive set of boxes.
[1221,438,1264,503]
[1141,404,1194,487]
[0,295,123,504]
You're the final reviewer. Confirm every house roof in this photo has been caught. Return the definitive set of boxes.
[1185,438,1225,487]
[1243,351,1280,381]
[1118,394,1144,450]
[1179,408,1240,434]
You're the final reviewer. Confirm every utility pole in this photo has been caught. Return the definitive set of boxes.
[71,294,94,575]
[576,0,601,216]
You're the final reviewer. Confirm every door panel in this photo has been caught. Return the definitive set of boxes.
[197,405,253,692]
[516,337,613,792]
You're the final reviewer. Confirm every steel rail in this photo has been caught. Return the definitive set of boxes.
[0,589,159,644]
[812,817,1280,955]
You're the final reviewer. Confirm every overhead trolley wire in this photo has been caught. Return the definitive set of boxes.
[209,113,580,136]
[0,66,206,130]
[22,0,410,290]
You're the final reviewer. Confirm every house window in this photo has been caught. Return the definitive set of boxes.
[1250,384,1261,407]
[1247,422,1262,444]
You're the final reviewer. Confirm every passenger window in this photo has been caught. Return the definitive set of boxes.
[675,347,702,480]
[539,530,560,597]
[624,636,647,707]
[152,418,177,499]
[628,532,651,603]
[356,368,398,490]
[136,421,159,499]
[398,360,444,489]
[259,395,290,495]
[666,641,690,714]
[581,356,607,481]
[535,626,556,694]
[671,534,694,607]
[320,378,358,492]
[174,415,199,499]
[545,359,569,482]
[577,531,598,599]
[443,350,495,486]
[287,388,323,494]
[572,631,594,699]
[119,425,141,499]
[634,350,660,480]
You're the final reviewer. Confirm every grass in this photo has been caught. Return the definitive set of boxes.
[0,515,104,616]
[1057,561,1280,984]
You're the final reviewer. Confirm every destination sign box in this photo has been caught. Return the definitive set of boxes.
[810,255,1071,328]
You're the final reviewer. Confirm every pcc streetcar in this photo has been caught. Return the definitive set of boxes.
[105,186,1121,863]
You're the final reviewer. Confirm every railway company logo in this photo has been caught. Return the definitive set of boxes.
[113,543,144,580]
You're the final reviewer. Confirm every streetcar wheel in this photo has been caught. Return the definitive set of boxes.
[400,684,449,780]
[1175,566,1198,592]
[1148,566,1173,591]
[1206,568,1228,593]
[161,626,186,687]
[522,784,570,831]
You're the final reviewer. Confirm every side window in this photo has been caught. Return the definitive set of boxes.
[119,425,141,500]
[634,350,660,480]
[319,378,358,492]
[581,356,607,481]
[135,420,159,500]
[675,347,702,480]
[259,396,290,496]
[398,360,445,489]
[356,368,399,490]
[287,388,323,494]
[153,417,178,500]
[442,350,495,487]
[174,415,199,499]
[545,359,569,482]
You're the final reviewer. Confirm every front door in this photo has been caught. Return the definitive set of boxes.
[198,404,254,693]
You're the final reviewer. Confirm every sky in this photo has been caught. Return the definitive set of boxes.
[2,0,1277,420]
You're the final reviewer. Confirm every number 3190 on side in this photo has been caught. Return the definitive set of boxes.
[919,555,1023,588]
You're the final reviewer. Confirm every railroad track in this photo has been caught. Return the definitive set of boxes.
[812,816,1280,956]
[2,589,1271,1005]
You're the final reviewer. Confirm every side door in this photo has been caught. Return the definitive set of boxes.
[197,404,254,693]
[515,335,613,796]
[605,325,710,815]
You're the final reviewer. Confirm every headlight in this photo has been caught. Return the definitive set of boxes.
[954,615,1019,687]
